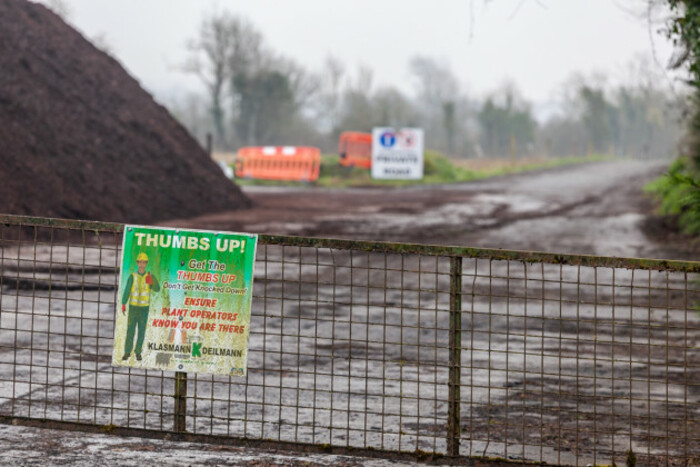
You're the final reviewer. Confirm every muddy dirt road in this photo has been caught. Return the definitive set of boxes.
[1,159,697,466]
[167,160,695,261]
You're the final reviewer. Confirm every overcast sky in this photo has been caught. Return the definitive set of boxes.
[38,0,681,117]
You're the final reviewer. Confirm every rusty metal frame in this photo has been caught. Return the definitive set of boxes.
[0,213,698,466]
[0,214,697,272]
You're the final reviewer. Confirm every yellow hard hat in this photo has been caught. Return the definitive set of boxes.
[136,252,148,262]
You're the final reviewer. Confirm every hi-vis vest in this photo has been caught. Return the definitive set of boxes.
[129,272,151,306]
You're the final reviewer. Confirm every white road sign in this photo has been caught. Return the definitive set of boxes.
[371,128,424,180]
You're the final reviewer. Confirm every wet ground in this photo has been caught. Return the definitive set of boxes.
[0,424,430,466]
[1,159,698,466]
[168,159,697,261]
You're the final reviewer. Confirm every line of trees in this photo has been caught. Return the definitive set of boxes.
[167,10,686,160]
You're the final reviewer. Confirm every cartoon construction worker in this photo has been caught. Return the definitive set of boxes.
[121,252,160,361]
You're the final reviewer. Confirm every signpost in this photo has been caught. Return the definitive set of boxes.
[371,127,424,180]
[112,225,257,377]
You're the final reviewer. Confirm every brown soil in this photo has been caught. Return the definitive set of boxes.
[164,162,699,261]
[0,0,249,224]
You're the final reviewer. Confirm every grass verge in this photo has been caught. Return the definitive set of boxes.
[232,152,613,188]
[644,157,700,236]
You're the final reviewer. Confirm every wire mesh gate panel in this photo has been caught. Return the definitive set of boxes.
[0,215,698,466]
[459,260,699,466]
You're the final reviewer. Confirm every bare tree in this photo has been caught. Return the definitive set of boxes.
[478,82,537,157]
[409,56,459,109]
[409,56,472,156]
[185,13,234,148]
[351,64,374,95]
[373,87,419,128]
[314,56,345,134]
[185,12,263,149]
[165,92,211,147]
[274,56,321,113]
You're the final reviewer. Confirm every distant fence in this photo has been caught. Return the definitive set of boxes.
[235,146,321,182]
[0,214,698,466]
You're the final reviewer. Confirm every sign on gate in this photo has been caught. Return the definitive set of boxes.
[112,225,258,376]
[371,127,424,179]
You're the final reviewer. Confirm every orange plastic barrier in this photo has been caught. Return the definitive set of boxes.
[235,146,321,182]
[338,132,372,169]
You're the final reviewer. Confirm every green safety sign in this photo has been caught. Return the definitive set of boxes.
[111,225,257,376]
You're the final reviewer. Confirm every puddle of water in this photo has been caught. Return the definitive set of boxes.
[482,213,649,257]
[474,193,549,214]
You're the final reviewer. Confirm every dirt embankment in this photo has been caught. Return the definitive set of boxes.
[0,0,249,224]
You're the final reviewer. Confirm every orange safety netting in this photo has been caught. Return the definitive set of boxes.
[338,132,372,169]
[235,146,321,182]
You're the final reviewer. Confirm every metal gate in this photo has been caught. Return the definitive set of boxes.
[0,214,698,465]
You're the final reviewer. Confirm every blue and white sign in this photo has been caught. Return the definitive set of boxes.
[379,131,396,148]
[371,127,424,180]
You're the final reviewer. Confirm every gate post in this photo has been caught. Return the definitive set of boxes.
[174,371,187,432]
[447,256,462,457]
